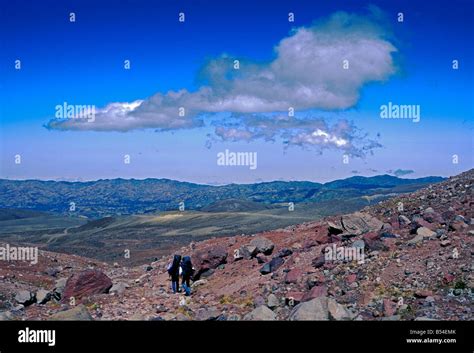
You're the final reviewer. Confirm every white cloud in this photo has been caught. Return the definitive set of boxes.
[47,9,396,155]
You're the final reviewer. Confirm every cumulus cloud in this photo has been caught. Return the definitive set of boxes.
[46,9,396,155]
[209,115,382,157]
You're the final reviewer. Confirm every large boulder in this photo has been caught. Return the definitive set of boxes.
[249,237,275,255]
[238,245,258,260]
[192,245,228,280]
[398,215,411,227]
[302,285,327,302]
[277,248,293,258]
[284,268,303,284]
[15,290,35,306]
[328,212,383,238]
[36,289,52,305]
[289,297,329,321]
[417,227,436,238]
[260,257,284,275]
[49,304,93,321]
[61,270,113,303]
[109,282,129,295]
[52,278,68,301]
[267,294,280,309]
[195,307,220,321]
[243,305,276,320]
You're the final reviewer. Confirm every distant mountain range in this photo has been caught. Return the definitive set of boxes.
[0,175,445,218]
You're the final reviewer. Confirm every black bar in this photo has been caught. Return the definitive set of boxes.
[0,321,472,353]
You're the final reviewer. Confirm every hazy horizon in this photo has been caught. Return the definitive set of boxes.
[0,168,460,186]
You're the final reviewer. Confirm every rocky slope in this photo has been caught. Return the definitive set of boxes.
[0,170,472,321]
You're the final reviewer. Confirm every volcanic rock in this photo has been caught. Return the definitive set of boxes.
[192,245,228,280]
[243,305,276,320]
[289,297,329,321]
[49,304,93,321]
[260,257,284,275]
[15,290,35,306]
[249,237,275,255]
[61,269,113,303]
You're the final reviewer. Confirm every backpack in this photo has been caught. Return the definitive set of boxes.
[181,256,194,277]
[168,254,181,277]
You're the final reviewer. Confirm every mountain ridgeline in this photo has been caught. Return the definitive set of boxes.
[0,175,444,218]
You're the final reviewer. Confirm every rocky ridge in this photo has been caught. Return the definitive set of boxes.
[0,169,472,321]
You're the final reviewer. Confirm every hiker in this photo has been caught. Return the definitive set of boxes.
[167,254,181,293]
[180,256,194,296]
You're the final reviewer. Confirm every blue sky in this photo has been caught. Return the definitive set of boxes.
[0,0,473,183]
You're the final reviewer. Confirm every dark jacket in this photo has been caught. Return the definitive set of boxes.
[181,256,194,278]
[168,254,181,278]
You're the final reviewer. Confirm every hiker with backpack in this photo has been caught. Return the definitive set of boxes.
[167,254,182,293]
[180,256,194,296]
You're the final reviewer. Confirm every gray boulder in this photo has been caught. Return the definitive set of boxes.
[244,305,277,320]
[250,237,275,255]
[417,227,436,238]
[289,297,329,321]
[267,294,279,309]
[49,304,93,321]
[109,282,129,295]
[53,278,68,300]
[15,290,35,306]
[195,307,220,321]
[329,212,383,238]
[36,289,52,305]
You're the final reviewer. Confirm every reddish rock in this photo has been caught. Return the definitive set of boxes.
[285,268,303,284]
[303,239,317,250]
[382,238,397,251]
[62,269,112,303]
[443,273,455,284]
[313,231,331,244]
[423,212,443,224]
[365,238,388,252]
[450,221,467,232]
[286,291,305,304]
[362,232,379,242]
[383,299,397,317]
[414,290,434,298]
[360,292,374,306]
[311,255,325,269]
[413,218,435,230]
[346,274,357,283]
[193,245,228,280]
[302,285,327,302]
[389,216,400,230]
